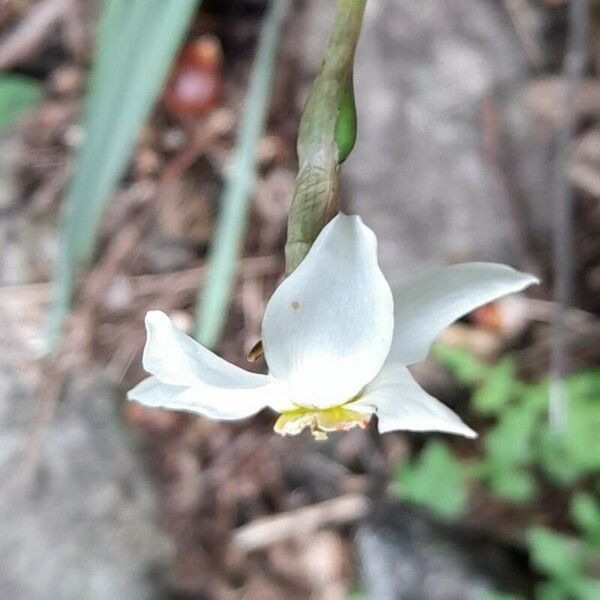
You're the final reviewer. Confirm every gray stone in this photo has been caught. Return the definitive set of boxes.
[355,501,527,600]
[297,0,541,283]
[346,0,532,282]
[0,352,173,600]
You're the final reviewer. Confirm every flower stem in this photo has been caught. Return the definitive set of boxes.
[284,0,366,275]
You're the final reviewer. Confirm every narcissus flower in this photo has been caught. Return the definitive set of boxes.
[128,214,537,440]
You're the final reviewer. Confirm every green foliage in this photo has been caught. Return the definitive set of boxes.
[195,0,291,347]
[486,466,537,503]
[47,0,201,348]
[473,357,522,416]
[476,387,544,502]
[473,368,600,498]
[414,348,600,598]
[0,75,42,134]
[571,579,600,600]
[528,524,600,600]
[394,440,468,519]
[537,371,600,484]
[562,372,600,472]
[570,493,600,545]
[529,527,582,584]
[435,345,600,500]
[431,344,490,386]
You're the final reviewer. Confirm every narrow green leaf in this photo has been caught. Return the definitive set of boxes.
[195,0,291,346]
[46,0,201,348]
[0,75,42,134]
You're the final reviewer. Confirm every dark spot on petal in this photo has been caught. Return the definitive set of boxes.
[291,301,300,311]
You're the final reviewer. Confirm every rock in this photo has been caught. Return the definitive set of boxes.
[0,358,173,600]
[346,0,532,282]
[297,0,541,283]
[355,501,528,600]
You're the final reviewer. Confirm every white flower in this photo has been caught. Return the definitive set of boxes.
[128,214,538,440]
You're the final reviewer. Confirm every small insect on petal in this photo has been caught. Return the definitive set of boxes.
[247,340,264,362]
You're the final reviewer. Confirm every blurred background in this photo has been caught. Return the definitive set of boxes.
[1,0,599,598]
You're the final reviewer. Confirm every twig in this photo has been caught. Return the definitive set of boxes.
[232,493,370,552]
[503,0,544,69]
[130,255,280,298]
[0,0,72,70]
[22,362,63,474]
[0,255,279,306]
[550,0,588,430]
[522,297,596,330]
[0,281,50,303]
[481,95,537,271]
[162,109,235,183]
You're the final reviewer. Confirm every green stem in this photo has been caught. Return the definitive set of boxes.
[284,0,366,275]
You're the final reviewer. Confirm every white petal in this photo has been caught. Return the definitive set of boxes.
[135,311,295,418]
[143,310,271,389]
[128,375,286,420]
[388,263,538,366]
[261,214,394,408]
[355,365,477,437]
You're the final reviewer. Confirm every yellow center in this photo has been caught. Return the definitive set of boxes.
[274,403,373,440]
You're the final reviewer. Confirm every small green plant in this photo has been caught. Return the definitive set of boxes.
[396,346,600,598]
[0,75,42,134]
[472,356,520,415]
[394,439,468,519]
[431,344,490,386]
[428,347,600,600]
[473,382,547,502]
[528,512,600,600]
[537,371,600,485]
[433,346,600,496]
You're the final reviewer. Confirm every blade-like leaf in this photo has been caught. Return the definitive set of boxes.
[46,0,201,348]
[195,0,291,347]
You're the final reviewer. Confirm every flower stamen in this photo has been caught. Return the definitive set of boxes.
[274,404,373,440]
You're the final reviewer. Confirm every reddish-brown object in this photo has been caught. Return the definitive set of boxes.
[163,35,223,119]
[471,302,504,332]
